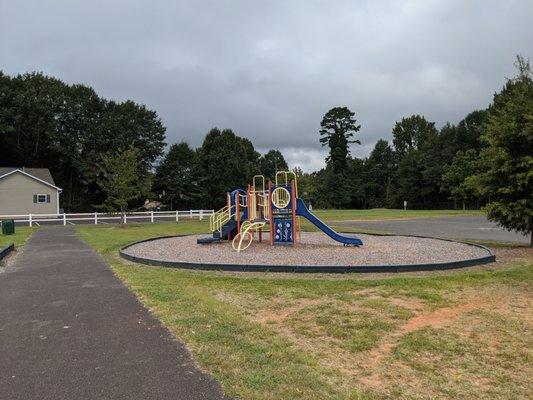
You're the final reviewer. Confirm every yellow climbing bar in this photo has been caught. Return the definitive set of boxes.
[231,220,266,252]
[275,170,298,197]
[252,175,265,192]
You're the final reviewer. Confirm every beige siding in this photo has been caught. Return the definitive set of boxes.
[0,172,59,215]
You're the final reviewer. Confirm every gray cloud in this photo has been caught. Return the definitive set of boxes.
[1,0,532,171]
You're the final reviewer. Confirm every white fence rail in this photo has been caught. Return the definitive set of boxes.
[0,210,214,227]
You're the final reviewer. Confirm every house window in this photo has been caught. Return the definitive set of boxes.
[34,194,50,204]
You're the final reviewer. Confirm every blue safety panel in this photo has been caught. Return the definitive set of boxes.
[273,217,293,243]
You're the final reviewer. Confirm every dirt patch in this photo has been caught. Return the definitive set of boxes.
[403,301,486,332]
[254,298,324,325]
[213,265,532,398]
[249,294,434,392]
[457,284,533,324]
[491,246,532,266]
[348,289,426,309]
[384,296,426,311]
[356,299,490,392]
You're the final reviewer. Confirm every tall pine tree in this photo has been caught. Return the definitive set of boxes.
[468,56,533,245]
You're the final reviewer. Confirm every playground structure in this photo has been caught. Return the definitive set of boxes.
[198,171,363,252]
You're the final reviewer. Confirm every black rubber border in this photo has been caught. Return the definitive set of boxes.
[0,243,15,261]
[119,234,496,273]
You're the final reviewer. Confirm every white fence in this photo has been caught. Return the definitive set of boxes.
[0,210,214,227]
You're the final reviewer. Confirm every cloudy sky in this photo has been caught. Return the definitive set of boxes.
[1,0,532,171]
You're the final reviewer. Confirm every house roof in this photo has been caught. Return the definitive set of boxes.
[0,167,61,190]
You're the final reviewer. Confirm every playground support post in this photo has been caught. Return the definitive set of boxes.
[269,181,274,246]
[247,184,252,222]
[291,179,297,247]
[236,194,241,235]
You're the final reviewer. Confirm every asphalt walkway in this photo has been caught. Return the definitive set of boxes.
[334,216,528,244]
[0,227,229,400]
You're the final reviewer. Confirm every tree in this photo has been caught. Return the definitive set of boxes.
[292,167,316,206]
[199,128,260,208]
[259,149,288,180]
[0,71,166,212]
[319,107,361,173]
[153,142,204,210]
[392,115,438,156]
[97,148,147,222]
[82,99,166,208]
[468,55,533,245]
[455,110,486,152]
[365,139,396,207]
[99,100,166,169]
[395,149,425,206]
[441,149,479,209]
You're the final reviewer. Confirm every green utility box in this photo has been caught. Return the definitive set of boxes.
[1,220,15,235]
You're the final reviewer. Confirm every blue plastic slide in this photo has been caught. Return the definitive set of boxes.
[295,198,363,246]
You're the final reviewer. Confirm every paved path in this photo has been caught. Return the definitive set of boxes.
[0,227,229,400]
[335,216,529,244]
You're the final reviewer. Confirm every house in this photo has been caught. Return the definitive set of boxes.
[143,199,163,211]
[0,168,62,216]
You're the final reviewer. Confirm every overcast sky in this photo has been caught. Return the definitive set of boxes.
[1,1,532,171]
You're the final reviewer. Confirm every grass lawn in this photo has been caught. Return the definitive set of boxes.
[0,226,35,268]
[77,220,533,400]
[0,226,34,249]
[311,208,483,221]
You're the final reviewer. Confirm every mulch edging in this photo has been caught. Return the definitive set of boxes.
[0,243,15,261]
[119,234,496,274]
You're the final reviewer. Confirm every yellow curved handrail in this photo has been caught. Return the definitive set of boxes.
[231,220,266,252]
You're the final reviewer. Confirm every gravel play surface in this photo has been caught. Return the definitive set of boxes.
[122,233,492,267]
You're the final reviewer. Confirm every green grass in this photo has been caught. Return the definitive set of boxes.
[394,313,533,399]
[76,220,209,253]
[312,208,483,221]
[0,226,35,268]
[0,226,34,249]
[76,221,533,400]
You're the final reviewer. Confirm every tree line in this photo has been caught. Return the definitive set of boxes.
[296,56,530,243]
[0,71,288,211]
[297,109,487,210]
[0,71,166,211]
[0,56,531,243]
